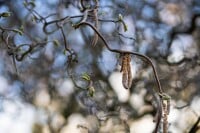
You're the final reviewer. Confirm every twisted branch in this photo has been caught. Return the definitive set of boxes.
[74,21,166,133]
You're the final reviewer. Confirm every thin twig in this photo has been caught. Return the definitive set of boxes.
[59,26,72,54]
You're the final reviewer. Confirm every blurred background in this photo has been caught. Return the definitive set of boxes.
[0,0,200,132]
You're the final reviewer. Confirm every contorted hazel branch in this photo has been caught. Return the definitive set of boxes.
[21,0,170,131]
[120,53,132,89]
[73,21,167,133]
[73,22,162,92]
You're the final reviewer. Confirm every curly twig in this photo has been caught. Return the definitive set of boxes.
[73,21,166,133]
[74,22,163,92]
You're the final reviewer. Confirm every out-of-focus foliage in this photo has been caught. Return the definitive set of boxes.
[0,0,200,133]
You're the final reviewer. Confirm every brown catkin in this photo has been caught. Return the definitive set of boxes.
[121,54,132,89]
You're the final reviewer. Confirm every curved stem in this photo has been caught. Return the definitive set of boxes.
[74,22,163,93]
[74,22,164,133]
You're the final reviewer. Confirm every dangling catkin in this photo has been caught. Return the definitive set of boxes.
[120,53,132,89]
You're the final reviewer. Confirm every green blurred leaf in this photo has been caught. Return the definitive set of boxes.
[20,25,24,32]
[53,39,60,47]
[0,12,11,18]
[123,22,128,32]
[31,15,37,23]
[81,73,90,81]
[23,0,36,8]
[29,1,36,8]
[118,14,128,32]
[28,0,35,8]
[63,50,67,55]
[159,93,171,100]
[23,1,28,6]
[88,86,95,97]
[13,29,23,36]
